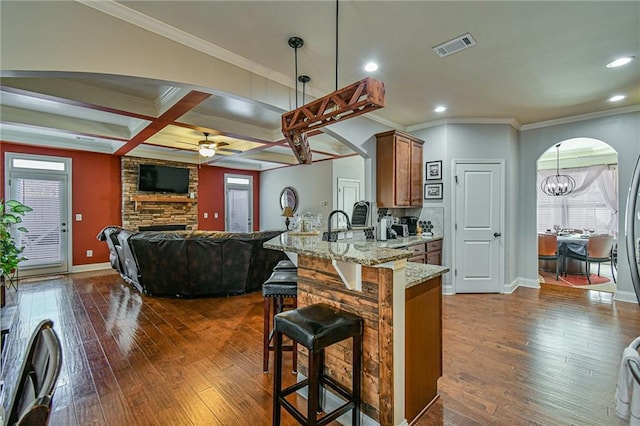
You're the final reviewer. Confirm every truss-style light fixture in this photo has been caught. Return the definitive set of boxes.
[198,133,216,158]
[541,143,576,196]
[281,0,385,165]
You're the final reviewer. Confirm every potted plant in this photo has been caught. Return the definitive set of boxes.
[1,199,32,306]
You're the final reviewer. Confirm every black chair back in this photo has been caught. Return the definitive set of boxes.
[7,319,62,426]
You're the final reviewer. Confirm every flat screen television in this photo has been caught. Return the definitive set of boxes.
[138,164,190,194]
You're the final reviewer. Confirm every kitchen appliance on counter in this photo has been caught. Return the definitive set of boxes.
[379,217,391,241]
[391,224,409,237]
[401,216,419,236]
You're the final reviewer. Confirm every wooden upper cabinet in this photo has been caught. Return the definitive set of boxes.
[376,130,424,207]
[410,140,423,205]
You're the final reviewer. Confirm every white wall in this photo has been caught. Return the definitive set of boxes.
[260,156,367,231]
[411,123,520,292]
[519,111,640,302]
[332,156,365,207]
[260,161,334,230]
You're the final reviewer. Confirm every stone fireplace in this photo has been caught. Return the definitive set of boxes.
[122,157,198,231]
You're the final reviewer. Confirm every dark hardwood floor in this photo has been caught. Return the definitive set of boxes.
[1,271,639,425]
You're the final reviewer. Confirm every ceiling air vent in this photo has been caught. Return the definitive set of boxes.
[433,33,476,58]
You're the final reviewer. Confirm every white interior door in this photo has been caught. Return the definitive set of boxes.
[454,162,503,293]
[337,178,360,228]
[225,174,253,232]
[5,153,71,276]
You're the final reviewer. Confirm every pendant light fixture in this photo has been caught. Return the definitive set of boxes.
[541,143,576,196]
[281,0,386,164]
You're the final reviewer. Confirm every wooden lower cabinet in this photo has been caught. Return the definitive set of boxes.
[426,239,442,265]
[406,238,442,265]
[405,276,442,422]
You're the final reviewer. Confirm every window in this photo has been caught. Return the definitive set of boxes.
[537,165,617,234]
[12,158,65,171]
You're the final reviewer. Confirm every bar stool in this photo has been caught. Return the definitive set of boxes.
[272,303,363,426]
[274,259,297,271]
[263,270,298,373]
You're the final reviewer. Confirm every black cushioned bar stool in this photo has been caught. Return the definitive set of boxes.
[274,259,297,271]
[263,270,298,373]
[273,303,363,426]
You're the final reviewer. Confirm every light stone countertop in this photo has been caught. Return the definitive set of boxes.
[264,232,446,268]
[405,263,450,289]
[374,235,443,249]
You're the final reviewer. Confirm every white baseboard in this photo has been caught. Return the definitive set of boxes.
[442,284,454,295]
[614,290,639,304]
[502,279,519,294]
[70,262,112,273]
[515,277,540,289]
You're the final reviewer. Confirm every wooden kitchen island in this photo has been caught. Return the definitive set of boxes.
[264,233,449,426]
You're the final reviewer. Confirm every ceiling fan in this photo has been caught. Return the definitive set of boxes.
[197,132,229,158]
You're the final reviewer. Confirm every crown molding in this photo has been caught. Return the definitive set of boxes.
[77,0,318,97]
[407,117,521,132]
[363,112,404,130]
[520,105,640,131]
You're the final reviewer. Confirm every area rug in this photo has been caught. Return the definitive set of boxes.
[538,270,616,293]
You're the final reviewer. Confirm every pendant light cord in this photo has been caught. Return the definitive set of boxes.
[335,0,339,91]
[295,47,299,108]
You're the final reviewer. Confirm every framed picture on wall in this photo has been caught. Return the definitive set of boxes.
[424,183,443,200]
[426,161,442,180]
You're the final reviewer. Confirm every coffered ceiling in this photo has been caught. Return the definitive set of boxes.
[1,1,638,170]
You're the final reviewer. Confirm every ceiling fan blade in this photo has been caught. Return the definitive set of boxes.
[217,147,243,154]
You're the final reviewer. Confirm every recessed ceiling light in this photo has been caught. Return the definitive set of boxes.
[606,56,635,68]
[364,62,378,72]
[434,105,447,113]
[609,94,626,102]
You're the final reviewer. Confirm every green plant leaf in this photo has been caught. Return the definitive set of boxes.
[5,200,21,208]
[2,215,19,224]
[16,227,28,232]
[12,205,33,213]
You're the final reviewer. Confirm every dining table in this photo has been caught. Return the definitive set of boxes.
[557,233,590,275]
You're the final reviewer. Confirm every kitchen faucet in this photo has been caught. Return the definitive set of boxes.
[322,210,352,242]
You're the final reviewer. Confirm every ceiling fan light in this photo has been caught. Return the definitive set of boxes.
[199,144,216,157]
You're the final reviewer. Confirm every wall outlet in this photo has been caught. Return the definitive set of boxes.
[86,250,93,257]
[204,212,209,219]
[214,212,219,219]
[75,213,83,221]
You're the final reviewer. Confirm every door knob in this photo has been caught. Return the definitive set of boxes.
[493,232,502,237]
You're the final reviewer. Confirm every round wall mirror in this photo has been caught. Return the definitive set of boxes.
[280,186,298,213]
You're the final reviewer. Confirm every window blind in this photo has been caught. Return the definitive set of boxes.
[13,177,63,267]
[537,166,616,234]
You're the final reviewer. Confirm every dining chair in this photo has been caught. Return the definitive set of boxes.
[538,233,559,280]
[565,234,616,283]
[6,319,63,426]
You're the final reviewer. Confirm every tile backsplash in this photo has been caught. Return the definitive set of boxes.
[405,206,444,236]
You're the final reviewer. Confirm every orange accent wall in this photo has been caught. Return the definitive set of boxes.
[197,166,261,231]
[1,142,122,266]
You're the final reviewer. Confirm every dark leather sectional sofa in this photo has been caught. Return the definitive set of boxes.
[97,227,286,297]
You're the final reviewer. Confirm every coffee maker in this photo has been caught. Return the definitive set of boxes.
[401,216,419,236]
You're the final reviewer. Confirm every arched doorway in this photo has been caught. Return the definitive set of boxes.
[536,138,619,293]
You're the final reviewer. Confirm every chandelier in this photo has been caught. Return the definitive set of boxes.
[541,143,576,196]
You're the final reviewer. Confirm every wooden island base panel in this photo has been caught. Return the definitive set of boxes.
[264,233,449,425]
